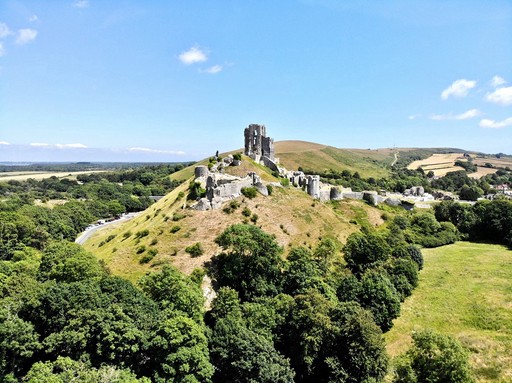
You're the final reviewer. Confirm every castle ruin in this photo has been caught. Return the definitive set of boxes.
[244,124,275,163]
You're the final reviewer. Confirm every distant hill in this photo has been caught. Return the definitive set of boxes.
[274,140,396,178]
[83,156,386,281]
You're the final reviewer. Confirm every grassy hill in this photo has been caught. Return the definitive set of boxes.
[274,140,396,178]
[84,157,386,282]
[385,242,512,383]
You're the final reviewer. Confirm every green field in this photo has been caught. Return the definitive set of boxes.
[385,242,512,383]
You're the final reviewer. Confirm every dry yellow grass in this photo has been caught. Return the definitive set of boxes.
[408,153,468,176]
[468,167,498,179]
[0,170,107,182]
[84,163,384,282]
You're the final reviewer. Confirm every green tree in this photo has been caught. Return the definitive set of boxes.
[208,225,284,301]
[139,265,204,322]
[343,231,391,275]
[393,330,475,383]
[358,269,401,331]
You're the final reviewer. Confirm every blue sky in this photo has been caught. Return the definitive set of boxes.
[1,0,511,162]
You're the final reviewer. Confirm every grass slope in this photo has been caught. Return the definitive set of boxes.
[385,242,512,383]
[275,140,395,178]
[83,159,385,282]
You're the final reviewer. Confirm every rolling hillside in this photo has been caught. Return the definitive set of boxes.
[83,157,386,281]
[274,140,396,178]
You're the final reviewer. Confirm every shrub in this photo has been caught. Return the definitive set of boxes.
[241,187,258,199]
[250,213,259,223]
[185,242,204,257]
[170,225,181,233]
[135,229,150,239]
[266,185,273,195]
[280,178,290,187]
[140,248,158,264]
[172,212,186,221]
[233,152,242,161]
[393,330,474,383]
[136,245,146,254]
[122,231,132,239]
[242,207,252,217]
[150,238,158,246]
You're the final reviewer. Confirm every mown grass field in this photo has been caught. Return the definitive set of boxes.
[385,242,512,383]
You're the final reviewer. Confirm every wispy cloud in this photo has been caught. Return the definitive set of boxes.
[430,109,481,121]
[0,43,4,57]
[441,79,476,100]
[0,22,12,38]
[479,117,512,129]
[179,47,207,65]
[30,143,87,149]
[0,141,10,145]
[73,0,90,8]
[486,86,512,106]
[29,15,38,23]
[491,75,506,88]
[204,64,223,74]
[128,147,186,155]
[16,29,38,45]
[408,114,421,120]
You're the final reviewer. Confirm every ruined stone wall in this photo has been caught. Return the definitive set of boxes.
[244,124,275,162]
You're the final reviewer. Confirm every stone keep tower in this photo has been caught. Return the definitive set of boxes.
[244,124,275,162]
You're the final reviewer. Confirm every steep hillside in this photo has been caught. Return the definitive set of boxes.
[83,158,386,281]
[274,140,395,178]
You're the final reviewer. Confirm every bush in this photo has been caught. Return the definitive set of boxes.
[170,225,181,233]
[150,238,158,246]
[185,242,204,257]
[140,248,158,264]
[242,207,252,217]
[172,212,186,221]
[250,213,259,223]
[135,229,149,239]
[122,231,132,239]
[136,245,146,254]
[241,187,258,199]
[233,152,242,161]
[266,185,273,195]
[393,330,474,383]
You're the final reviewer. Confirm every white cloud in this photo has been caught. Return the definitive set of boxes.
[0,141,10,145]
[204,65,223,74]
[30,143,50,147]
[30,143,88,149]
[0,42,4,57]
[408,114,421,120]
[441,79,477,99]
[179,47,207,65]
[55,143,88,149]
[491,75,506,88]
[430,109,481,121]
[0,23,12,38]
[479,117,512,129]
[128,147,186,155]
[73,0,89,8]
[486,86,512,106]
[16,29,38,45]
[29,15,38,22]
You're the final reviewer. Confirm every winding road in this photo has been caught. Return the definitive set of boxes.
[75,212,140,245]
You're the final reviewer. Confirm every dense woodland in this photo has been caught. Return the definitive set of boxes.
[1,161,511,382]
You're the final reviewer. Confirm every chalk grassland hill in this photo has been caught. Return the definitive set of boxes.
[83,157,385,282]
[274,141,396,178]
[408,152,512,178]
[385,242,512,383]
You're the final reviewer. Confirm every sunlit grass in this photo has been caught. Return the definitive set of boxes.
[385,242,512,383]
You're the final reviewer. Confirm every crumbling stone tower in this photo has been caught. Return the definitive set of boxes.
[244,124,275,163]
